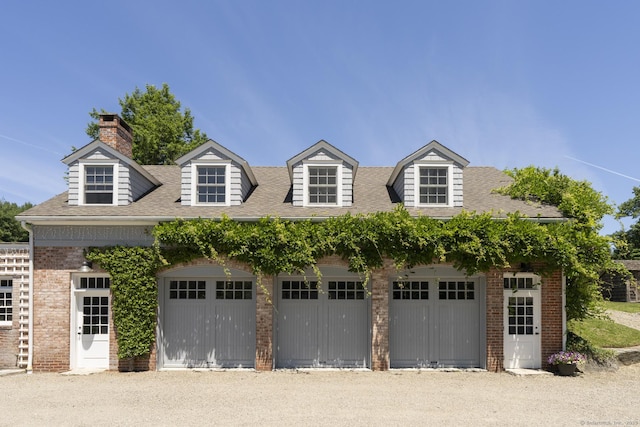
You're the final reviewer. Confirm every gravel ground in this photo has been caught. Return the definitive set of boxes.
[2,365,640,427]
[3,310,638,427]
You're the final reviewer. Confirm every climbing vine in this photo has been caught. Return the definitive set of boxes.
[86,246,161,360]
[87,166,620,359]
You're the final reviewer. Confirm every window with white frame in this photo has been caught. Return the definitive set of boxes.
[307,165,338,205]
[192,164,229,205]
[417,166,451,206]
[84,165,114,204]
[0,279,13,326]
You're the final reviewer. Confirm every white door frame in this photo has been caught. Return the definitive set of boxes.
[503,273,542,369]
[70,274,111,370]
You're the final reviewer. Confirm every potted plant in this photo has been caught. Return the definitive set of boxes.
[547,351,586,376]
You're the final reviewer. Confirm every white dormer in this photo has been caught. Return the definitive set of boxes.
[286,140,359,207]
[176,140,257,206]
[62,141,160,206]
[387,140,469,208]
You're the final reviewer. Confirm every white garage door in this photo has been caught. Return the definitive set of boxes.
[276,278,369,368]
[160,277,255,369]
[390,271,483,368]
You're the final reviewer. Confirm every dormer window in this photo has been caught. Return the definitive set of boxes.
[85,166,114,204]
[77,161,119,206]
[308,166,338,205]
[191,162,230,206]
[418,166,450,205]
[197,165,227,204]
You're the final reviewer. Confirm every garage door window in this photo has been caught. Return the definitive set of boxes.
[216,281,253,300]
[328,281,365,300]
[282,281,318,300]
[438,281,474,300]
[169,280,206,300]
[392,281,429,300]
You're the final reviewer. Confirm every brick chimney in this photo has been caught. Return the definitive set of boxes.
[99,114,133,158]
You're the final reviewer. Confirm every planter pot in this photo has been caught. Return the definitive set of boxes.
[557,363,577,376]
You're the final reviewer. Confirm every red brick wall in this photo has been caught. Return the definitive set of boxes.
[541,269,564,368]
[32,246,85,372]
[486,268,505,372]
[371,260,393,371]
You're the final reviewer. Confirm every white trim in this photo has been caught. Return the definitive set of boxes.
[70,273,111,370]
[0,277,13,327]
[78,160,119,206]
[413,163,454,208]
[190,161,231,207]
[302,162,343,207]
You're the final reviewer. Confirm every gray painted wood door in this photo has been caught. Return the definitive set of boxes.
[276,279,369,368]
[160,278,255,368]
[390,276,482,368]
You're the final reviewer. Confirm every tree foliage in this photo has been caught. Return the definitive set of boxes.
[612,186,640,259]
[499,166,620,319]
[86,83,209,165]
[0,199,33,242]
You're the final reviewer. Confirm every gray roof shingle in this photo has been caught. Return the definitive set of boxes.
[18,166,564,221]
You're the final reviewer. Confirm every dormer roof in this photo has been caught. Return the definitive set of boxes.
[286,140,359,182]
[62,139,161,186]
[387,140,469,187]
[175,139,257,186]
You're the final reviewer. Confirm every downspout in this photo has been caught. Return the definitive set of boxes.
[21,221,34,374]
[562,273,567,350]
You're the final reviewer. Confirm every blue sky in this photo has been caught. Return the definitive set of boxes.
[1,0,639,234]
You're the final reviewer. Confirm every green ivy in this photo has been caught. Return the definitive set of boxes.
[86,167,619,360]
[86,246,161,359]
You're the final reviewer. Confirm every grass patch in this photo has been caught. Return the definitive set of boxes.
[603,301,640,313]
[568,317,640,348]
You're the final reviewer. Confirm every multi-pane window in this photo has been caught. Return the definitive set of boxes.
[216,281,253,300]
[507,296,534,335]
[438,281,475,300]
[392,281,429,300]
[328,281,366,300]
[0,279,12,324]
[419,167,448,205]
[308,166,337,205]
[80,277,111,289]
[169,280,206,300]
[281,281,319,300]
[83,296,109,335]
[85,165,114,204]
[197,166,226,204]
[504,276,537,290]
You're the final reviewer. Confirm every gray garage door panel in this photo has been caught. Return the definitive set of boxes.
[390,275,483,369]
[276,278,370,368]
[160,279,255,369]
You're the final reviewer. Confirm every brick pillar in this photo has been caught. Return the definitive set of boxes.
[255,275,273,370]
[99,114,133,158]
[541,270,563,368]
[371,261,392,371]
[485,268,504,372]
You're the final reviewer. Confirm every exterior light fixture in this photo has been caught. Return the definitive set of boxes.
[78,261,93,272]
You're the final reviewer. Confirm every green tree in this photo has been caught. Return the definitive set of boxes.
[499,166,618,319]
[612,186,640,259]
[86,83,209,165]
[0,199,33,242]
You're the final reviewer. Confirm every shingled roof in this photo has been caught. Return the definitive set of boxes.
[19,165,563,222]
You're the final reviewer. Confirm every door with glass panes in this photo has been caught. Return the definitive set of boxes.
[73,276,111,369]
[503,274,541,369]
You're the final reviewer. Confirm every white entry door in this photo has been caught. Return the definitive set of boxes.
[503,275,541,369]
[73,277,111,369]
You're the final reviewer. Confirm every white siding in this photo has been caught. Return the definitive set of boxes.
[291,162,305,207]
[180,146,254,206]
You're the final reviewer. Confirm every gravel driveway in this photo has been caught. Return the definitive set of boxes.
[3,364,640,427]
[4,309,638,427]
